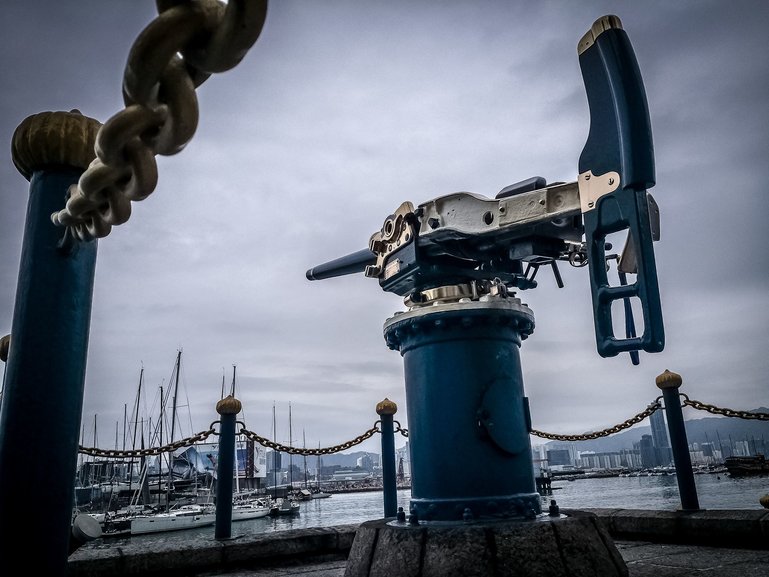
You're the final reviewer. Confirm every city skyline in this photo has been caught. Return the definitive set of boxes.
[1,2,768,455]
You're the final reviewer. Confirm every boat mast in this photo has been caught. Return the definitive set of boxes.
[166,349,182,510]
[272,402,277,498]
[289,402,293,488]
[232,365,240,494]
[122,403,127,451]
[303,429,308,489]
[78,421,85,486]
[169,349,181,449]
[127,366,144,495]
[91,414,97,485]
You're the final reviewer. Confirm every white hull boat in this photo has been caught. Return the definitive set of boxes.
[130,505,215,535]
[232,500,271,521]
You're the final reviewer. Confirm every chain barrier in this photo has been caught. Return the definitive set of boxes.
[530,397,663,442]
[51,0,268,241]
[681,394,769,421]
[238,423,381,456]
[77,394,766,457]
[78,427,215,458]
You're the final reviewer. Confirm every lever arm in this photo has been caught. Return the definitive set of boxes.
[578,15,664,358]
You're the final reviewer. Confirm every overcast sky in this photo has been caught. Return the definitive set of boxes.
[1,1,767,459]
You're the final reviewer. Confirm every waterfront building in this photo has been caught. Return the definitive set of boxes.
[394,443,411,480]
[547,449,572,467]
[330,469,372,482]
[357,454,374,471]
[576,451,627,470]
[649,410,670,449]
[637,435,657,468]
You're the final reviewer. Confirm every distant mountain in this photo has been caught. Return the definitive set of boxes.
[539,408,769,453]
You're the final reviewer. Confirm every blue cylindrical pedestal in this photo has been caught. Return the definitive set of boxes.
[383,297,540,521]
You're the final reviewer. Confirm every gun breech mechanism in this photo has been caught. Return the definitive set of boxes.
[306,15,665,365]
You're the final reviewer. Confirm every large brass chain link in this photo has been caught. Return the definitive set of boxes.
[681,394,769,421]
[530,397,663,442]
[78,428,215,458]
[51,0,268,241]
[239,424,381,456]
[394,420,409,438]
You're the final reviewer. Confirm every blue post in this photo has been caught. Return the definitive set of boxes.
[0,110,100,575]
[215,395,240,539]
[376,398,398,518]
[656,370,700,511]
[383,298,540,521]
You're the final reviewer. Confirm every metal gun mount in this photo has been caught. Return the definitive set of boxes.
[306,14,665,365]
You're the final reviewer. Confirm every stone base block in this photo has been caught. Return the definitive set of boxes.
[345,511,628,577]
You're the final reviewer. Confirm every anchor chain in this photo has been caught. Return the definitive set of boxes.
[681,394,769,421]
[51,0,268,241]
[530,397,663,442]
[239,424,381,456]
[78,428,215,458]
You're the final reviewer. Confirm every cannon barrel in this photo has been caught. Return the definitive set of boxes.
[306,248,376,281]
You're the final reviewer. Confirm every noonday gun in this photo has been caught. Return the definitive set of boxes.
[306,15,664,364]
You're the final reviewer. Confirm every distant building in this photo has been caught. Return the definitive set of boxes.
[577,451,626,469]
[649,410,670,449]
[546,449,572,467]
[638,434,657,468]
[357,454,374,471]
[330,469,372,482]
[395,443,411,480]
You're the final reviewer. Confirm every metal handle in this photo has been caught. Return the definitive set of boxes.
[578,15,664,358]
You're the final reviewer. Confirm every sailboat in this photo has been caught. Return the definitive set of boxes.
[97,354,215,537]
[311,443,332,499]
[129,503,215,535]
[266,402,300,516]
[226,365,272,521]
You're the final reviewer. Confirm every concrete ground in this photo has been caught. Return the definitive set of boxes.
[183,541,769,576]
[170,541,769,577]
[69,509,769,577]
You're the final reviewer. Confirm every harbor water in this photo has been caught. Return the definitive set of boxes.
[82,473,768,550]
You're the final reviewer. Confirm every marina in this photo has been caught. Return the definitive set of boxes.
[1,3,768,576]
[79,473,768,549]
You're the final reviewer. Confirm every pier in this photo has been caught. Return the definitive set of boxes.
[2,4,768,577]
[67,509,769,576]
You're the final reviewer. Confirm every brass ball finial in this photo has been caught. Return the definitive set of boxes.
[11,109,101,181]
[376,398,398,415]
[760,494,769,509]
[216,395,242,415]
[0,334,9,363]
[656,369,682,390]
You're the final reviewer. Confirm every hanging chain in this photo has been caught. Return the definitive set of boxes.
[681,394,769,421]
[239,423,381,456]
[530,397,663,442]
[78,428,215,458]
[51,0,268,241]
[78,394,766,458]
